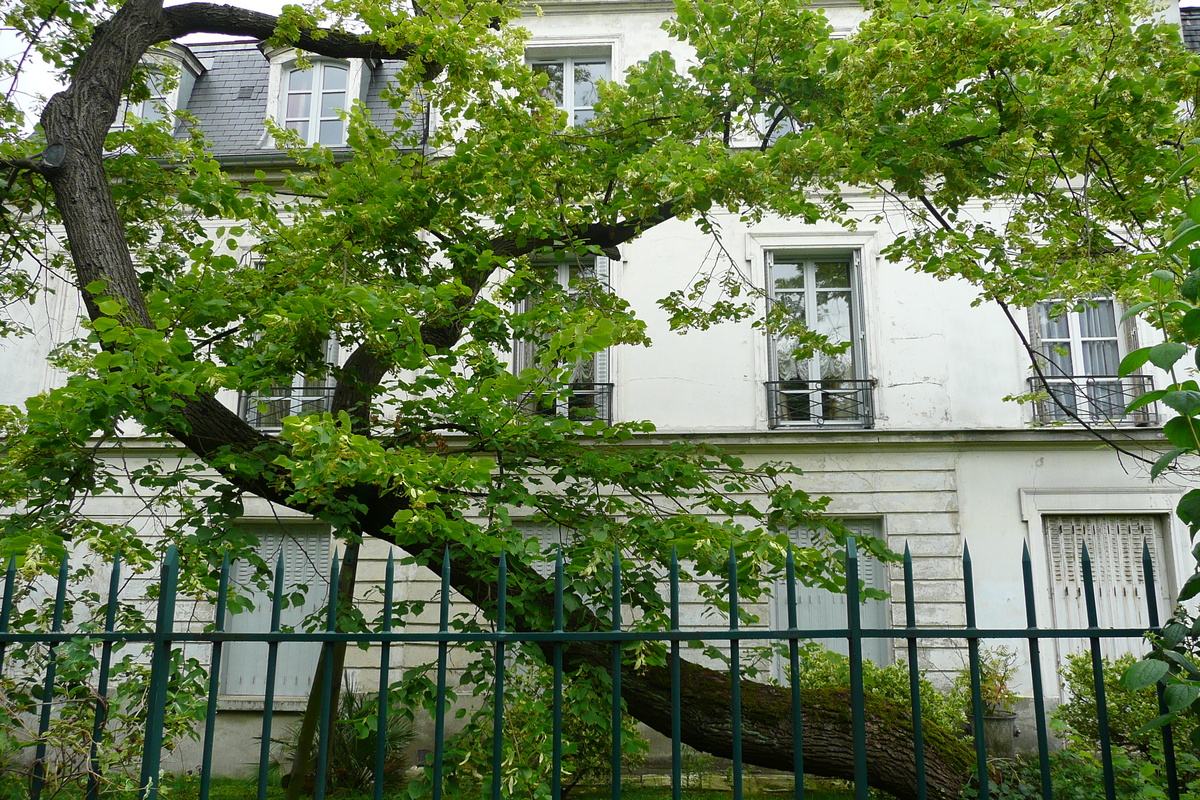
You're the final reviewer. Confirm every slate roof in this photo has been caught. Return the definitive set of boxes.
[179,41,414,160]
[1182,7,1200,53]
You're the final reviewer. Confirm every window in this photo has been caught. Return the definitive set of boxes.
[221,525,331,698]
[1044,515,1173,663]
[765,251,872,427]
[771,518,890,678]
[529,55,609,127]
[514,257,613,423]
[238,340,338,431]
[1030,298,1154,424]
[284,62,350,146]
[116,44,205,128]
[124,72,168,123]
[262,49,374,149]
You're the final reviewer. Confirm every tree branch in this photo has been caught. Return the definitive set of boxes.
[160,3,422,61]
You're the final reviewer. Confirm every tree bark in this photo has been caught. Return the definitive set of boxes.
[25,1,977,798]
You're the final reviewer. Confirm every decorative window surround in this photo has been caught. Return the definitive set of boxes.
[260,46,376,148]
[747,231,879,431]
[1019,488,1182,697]
[120,43,206,125]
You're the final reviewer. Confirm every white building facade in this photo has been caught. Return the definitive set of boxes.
[0,0,1192,770]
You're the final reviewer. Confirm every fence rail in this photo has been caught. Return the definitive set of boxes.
[0,538,1179,800]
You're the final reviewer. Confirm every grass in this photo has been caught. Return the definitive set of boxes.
[0,774,863,800]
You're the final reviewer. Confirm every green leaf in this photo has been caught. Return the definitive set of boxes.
[1167,219,1200,256]
[1178,571,1200,603]
[1177,489,1200,527]
[1163,416,1200,450]
[84,280,107,294]
[1148,342,1189,371]
[1118,348,1151,377]
[1162,621,1189,650]
[1183,309,1200,340]
[1163,391,1200,416]
[1187,269,1200,302]
[1123,659,1169,691]
[1164,683,1200,713]
[1150,447,1188,480]
[1134,713,1177,735]
[1127,389,1167,413]
[97,299,121,316]
[1120,301,1155,322]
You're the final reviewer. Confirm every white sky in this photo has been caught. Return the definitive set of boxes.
[2,0,1197,128]
[0,0,287,128]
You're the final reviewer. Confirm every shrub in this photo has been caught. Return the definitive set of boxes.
[419,654,647,800]
[274,683,415,793]
[1057,651,1198,757]
[791,643,961,734]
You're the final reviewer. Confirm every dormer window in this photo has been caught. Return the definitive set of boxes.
[261,47,375,150]
[116,43,205,129]
[284,62,349,146]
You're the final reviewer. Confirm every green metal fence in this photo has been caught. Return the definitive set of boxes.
[0,537,1179,800]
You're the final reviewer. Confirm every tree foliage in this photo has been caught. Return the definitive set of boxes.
[0,0,1195,795]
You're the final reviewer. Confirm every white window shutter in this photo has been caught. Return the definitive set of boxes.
[221,526,331,698]
[772,519,890,674]
[1044,514,1171,670]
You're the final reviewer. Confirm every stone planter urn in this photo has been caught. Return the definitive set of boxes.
[982,711,1020,760]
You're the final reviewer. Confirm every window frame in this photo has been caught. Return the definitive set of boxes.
[512,255,614,424]
[769,517,891,679]
[219,522,332,705]
[260,47,375,149]
[1028,297,1150,424]
[764,248,872,427]
[1020,488,1184,698]
[524,38,619,129]
[238,338,339,431]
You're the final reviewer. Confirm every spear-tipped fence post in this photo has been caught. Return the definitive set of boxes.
[139,545,179,800]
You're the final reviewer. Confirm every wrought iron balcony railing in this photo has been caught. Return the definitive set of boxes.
[238,386,336,431]
[1027,375,1157,425]
[766,379,875,428]
[526,383,613,424]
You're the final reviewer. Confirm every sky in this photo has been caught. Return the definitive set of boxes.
[0,0,287,127]
[2,0,1197,127]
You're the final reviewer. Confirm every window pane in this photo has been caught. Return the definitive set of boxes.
[573,61,607,107]
[322,64,347,91]
[1043,344,1073,375]
[772,260,804,291]
[573,108,595,126]
[320,91,345,118]
[774,340,807,382]
[318,119,344,145]
[286,93,310,119]
[532,62,565,106]
[814,261,851,289]
[288,68,312,92]
[1082,340,1119,375]
[1037,302,1071,340]
[286,120,309,141]
[1078,300,1117,338]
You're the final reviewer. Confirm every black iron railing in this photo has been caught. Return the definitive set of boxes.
[527,382,613,424]
[0,538,1176,800]
[238,386,337,430]
[766,379,875,428]
[1028,375,1157,425]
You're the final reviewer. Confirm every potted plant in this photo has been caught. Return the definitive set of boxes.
[955,645,1021,759]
